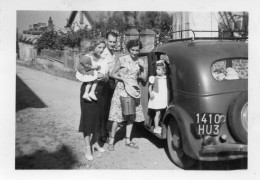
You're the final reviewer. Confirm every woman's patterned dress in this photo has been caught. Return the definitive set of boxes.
[108,55,145,123]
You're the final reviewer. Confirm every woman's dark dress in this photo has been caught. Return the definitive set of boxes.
[79,81,108,135]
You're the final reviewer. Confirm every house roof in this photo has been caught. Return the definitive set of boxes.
[65,11,94,28]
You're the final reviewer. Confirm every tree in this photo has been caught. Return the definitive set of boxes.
[34,30,59,50]
[218,12,248,38]
[94,14,127,36]
[139,11,172,44]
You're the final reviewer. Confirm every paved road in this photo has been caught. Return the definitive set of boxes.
[16,64,247,170]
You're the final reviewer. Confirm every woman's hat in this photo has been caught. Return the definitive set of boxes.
[124,79,141,98]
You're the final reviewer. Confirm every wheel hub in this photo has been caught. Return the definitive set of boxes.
[172,133,180,149]
[241,102,248,132]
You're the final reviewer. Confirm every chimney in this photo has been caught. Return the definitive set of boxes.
[48,17,53,30]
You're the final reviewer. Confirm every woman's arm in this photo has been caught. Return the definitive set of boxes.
[110,59,125,82]
[138,58,148,82]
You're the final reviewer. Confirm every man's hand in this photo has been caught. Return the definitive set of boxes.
[97,73,104,80]
[97,73,108,82]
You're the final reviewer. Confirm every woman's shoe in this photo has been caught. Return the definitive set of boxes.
[92,143,106,153]
[84,146,93,161]
[107,137,115,151]
[125,137,139,149]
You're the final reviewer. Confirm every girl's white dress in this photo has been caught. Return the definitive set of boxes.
[148,75,168,109]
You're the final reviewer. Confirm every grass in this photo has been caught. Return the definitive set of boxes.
[17,58,77,82]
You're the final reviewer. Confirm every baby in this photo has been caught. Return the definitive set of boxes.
[148,60,168,134]
[76,54,104,101]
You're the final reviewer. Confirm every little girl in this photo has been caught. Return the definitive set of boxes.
[75,39,107,102]
[148,60,168,134]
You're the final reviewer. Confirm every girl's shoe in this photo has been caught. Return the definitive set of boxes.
[107,137,115,151]
[92,143,105,153]
[84,146,93,161]
[83,94,92,102]
[153,126,162,134]
[125,137,139,149]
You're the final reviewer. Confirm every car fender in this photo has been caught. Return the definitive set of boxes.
[163,105,202,159]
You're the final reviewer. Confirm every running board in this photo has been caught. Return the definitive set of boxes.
[144,125,164,139]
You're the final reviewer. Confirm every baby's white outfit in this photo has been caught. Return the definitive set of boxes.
[148,75,168,109]
[76,55,108,82]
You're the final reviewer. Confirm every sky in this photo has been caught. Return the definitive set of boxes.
[16,11,128,34]
[17,11,71,34]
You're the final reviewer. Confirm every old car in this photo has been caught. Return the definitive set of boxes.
[138,32,248,169]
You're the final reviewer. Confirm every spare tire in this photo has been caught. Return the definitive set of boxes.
[228,92,248,144]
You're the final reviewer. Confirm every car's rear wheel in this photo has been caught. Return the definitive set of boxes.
[228,92,248,144]
[167,119,196,169]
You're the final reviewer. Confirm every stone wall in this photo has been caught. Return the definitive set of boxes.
[18,43,37,61]
[37,47,80,71]
[18,42,80,72]
[140,28,156,53]
[232,59,248,79]
[124,27,156,53]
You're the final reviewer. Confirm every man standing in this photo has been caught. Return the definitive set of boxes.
[100,31,118,143]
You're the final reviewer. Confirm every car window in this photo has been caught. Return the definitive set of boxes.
[211,59,248,81]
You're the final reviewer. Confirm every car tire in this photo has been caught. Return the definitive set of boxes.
[228,92,248,144]
[167,119,196,169]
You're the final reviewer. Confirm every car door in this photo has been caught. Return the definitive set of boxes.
[137,52,156,125]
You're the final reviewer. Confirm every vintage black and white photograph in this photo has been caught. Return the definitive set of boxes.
[15,9,249,170]
[1,0,260,179]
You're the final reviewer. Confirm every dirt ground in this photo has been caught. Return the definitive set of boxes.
[16,63,178,170]
[15,63,247,170]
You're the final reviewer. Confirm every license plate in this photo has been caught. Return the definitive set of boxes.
[195,113,223,135]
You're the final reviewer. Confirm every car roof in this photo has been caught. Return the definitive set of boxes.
[154,40,248,95]
[156,40,247,64]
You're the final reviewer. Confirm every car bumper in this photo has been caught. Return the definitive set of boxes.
[201,143,247,153]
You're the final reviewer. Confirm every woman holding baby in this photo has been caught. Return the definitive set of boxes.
[76,38,109,161]
[76,38,148,161]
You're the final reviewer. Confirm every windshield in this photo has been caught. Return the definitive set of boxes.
[211,59,248,81]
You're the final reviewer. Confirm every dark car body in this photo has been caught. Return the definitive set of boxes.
[139,39,248,168]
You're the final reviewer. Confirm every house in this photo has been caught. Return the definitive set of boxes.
[171,12,219,38]
[65,11,95,30]
[21,17,55,44]
[65,11,145,31]
[171,12,248,39]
